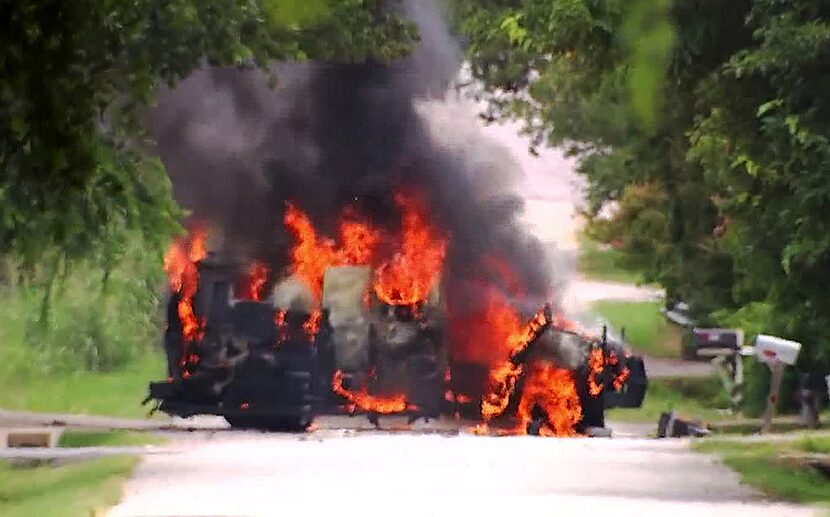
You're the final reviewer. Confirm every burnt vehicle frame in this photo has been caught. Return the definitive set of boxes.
[145,256,647,432]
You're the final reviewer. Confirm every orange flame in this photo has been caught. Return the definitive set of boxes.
[303,310,322,340]
[284,204,339,300]
[515,362,582,436]
[608,350,631,391]
[284,204,380,301]
[442,367,474,405]
[373,194,446,306]
[240,261,270,301]
[331,370,415,415]
[482,255,527,297]
[163,229,207,344]
[613,367,631,391]
[587,347,605,396]
[274,309,287,345]
[482,361,523,421]
[339,220,381,264]
[480,305,551,422]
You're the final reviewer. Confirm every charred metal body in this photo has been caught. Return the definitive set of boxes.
[148,256,324,431]
[146,258,647,433]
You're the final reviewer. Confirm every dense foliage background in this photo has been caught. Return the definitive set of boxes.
[3,0,829,416]
[0,0,416,374]
[448,0,830,409]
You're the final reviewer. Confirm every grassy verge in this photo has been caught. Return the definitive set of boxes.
[0,352,165,419]
[577,237,646,284]
[694,436,830,504]
[607,375,731,424]
[592,300,681,358]
[0,248,168,419]
[0,456,138,517]
[59,430,166,448]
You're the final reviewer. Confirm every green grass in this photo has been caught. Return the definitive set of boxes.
[577,238,646,284]
[59,430,165,448]
[0,250,168,419]
[0,456,138,517]
[0,352,165,419]
[711,417,830,435]
[695,436,830,504]
[592,300,680,358]
[608,375,732,424]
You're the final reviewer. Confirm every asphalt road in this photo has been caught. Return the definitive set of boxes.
[106,422,816,517]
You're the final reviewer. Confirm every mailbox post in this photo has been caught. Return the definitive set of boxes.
[754,335,802,434]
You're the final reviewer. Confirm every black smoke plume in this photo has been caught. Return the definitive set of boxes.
[147,0,552,312]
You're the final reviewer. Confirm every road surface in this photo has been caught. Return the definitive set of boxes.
[107,424,816,517]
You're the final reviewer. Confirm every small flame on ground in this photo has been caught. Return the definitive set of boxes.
[331,370,415,415]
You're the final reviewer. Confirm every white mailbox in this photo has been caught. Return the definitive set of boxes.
[754,335,802,366]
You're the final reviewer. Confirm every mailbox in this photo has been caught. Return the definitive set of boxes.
[754,334,802,366]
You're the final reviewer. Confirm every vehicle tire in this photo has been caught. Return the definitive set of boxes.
[225,415,313,432]
[225,415,258,429]
[264,416,312,432]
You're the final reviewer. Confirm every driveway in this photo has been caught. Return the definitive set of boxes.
[107,423,816,517]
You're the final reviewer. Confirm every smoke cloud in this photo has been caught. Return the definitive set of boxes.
[148,0,553,316]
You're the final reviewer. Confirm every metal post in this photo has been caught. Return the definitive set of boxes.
[732,352,744,410]
[760,361,784,434]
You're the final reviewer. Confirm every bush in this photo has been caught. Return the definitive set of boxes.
[1,241,165,376]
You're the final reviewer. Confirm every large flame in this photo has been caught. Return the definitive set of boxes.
[373,194,446,306]
[331,370,415,414]
[481,304,551,422]
[163,229,208,377]
[448,287,523,365]
[284,204,380,301]
[303,310,322,341]
[163,229,207,344]
[284,204,340,300]
[515,362,582,436]
[284,193,444,308]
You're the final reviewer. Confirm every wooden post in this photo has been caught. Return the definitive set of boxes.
[760,361,784,434]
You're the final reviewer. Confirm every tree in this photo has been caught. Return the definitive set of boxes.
[450,0,830,371]
[0,0,416,265]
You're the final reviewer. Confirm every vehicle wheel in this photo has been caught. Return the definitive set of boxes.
[225,415,313,432]
[225,415,258,429]
[265,416,312,432]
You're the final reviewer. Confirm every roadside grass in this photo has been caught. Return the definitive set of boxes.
[711,417,830,436]
[592,300,681,358]
[607,375,732,424]
[577,237,646,284]
[0,281,167,418]
[0,352,165,419]
[59,430,166,448]
[694,435,830,504]
[0,456,138,517]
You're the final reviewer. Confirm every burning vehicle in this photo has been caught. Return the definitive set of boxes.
[146,197,647,435]
[144,0,648,437]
